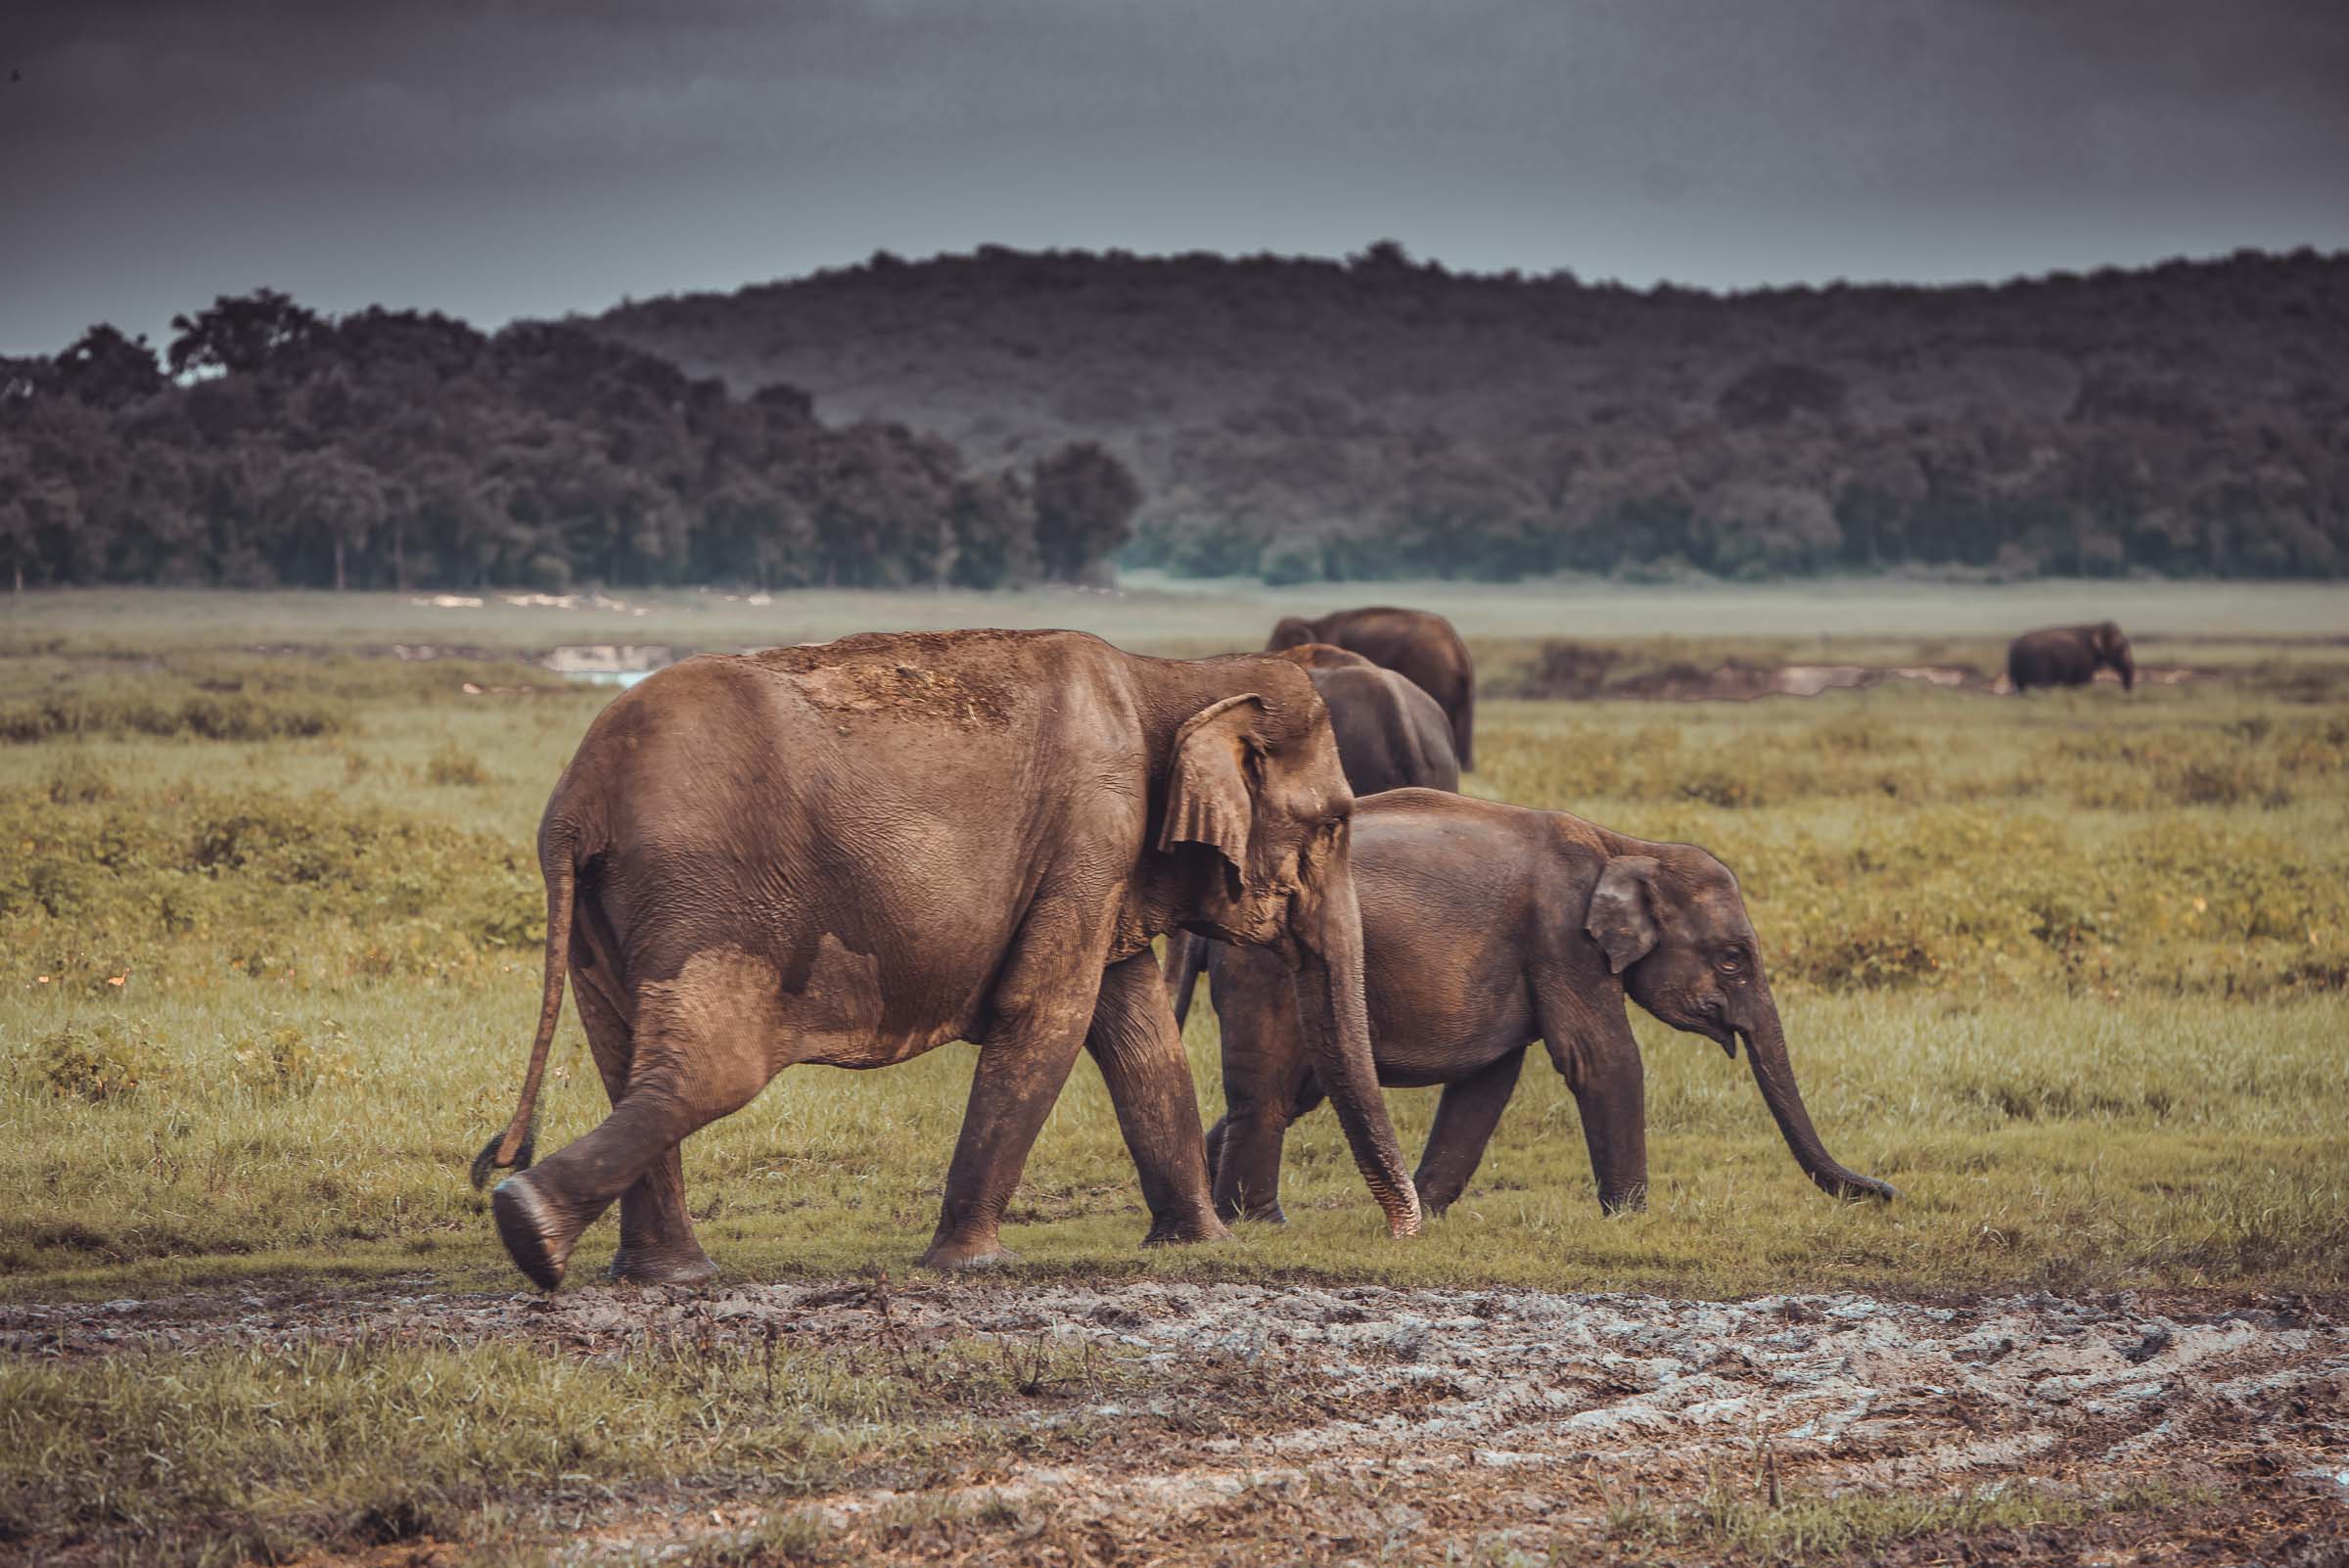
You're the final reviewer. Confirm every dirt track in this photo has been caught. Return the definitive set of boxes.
[8,1277,2345,1564]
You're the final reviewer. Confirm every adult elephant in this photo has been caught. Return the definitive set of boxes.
[472,629,1421,1290]
[1203,789,1895,1222]
[2007,622,2135,693]
[1267,606,1477,770]
[1164,642,1459,1030]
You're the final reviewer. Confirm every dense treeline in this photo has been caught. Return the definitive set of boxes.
[603,244,2349,581]
[0,292,1141,592]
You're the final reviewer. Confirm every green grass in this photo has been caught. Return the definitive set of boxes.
[0,585,2344,1303]
[1601,1474,2216,1565]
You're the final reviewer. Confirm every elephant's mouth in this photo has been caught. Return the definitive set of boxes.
[1690,998,1738,1058]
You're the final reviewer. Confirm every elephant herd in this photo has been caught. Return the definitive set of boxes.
[475,606,2120,1288]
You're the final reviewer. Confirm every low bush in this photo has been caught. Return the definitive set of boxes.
[18,1021,158,1103]
[228,1020,356,1095]
[0,784,546,981]
[423,742,491,787]
[0,689,342,744]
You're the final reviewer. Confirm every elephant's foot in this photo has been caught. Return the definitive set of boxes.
[918,1235,1018,1271]
[1215,1198,1288,1225]
[1140,1212,1233,1248]
[492,1173,577,1291]
[608,1245,720,1287]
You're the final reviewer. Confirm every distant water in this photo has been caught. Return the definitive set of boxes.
[569,669,653,687]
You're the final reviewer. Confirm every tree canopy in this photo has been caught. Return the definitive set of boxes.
[0,295,1140,593]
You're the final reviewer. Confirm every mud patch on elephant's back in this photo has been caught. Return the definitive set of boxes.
[791,661,1013,728]
[749,629,1026,728]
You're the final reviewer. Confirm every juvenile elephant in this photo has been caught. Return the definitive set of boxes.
[1202,789,1895,1222]
[1267,606,1477,770]
[473,629,1421,1289]
[1164,642,1459,1029]
[2008,622,2135,692]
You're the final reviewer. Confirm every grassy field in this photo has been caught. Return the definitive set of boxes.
[2,583,2345,1564]
[3,582,2344,1302]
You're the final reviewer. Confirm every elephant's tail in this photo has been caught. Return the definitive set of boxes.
[471,822,578,1190]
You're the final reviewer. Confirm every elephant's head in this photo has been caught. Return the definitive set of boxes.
[1157,672,1419,1236]
[1271,641,1377,672]
[1584,849,1895,1203]
[2091,622,2135,690]
[1266,616,1319,652]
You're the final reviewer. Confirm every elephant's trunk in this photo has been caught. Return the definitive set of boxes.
[1289,836,1421,1236]
[2115,649,2137,691]
[1738,1000,1895,1202]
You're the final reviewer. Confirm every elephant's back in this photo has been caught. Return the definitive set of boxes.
[2007,626,2091,681]
[1313,666,1456,794]
[1344,792,1543,1060]
[1321,610,1469,698]
[546,631,1128,891]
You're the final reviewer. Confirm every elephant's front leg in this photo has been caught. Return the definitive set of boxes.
[1084,951,1229,1247]
[1205,945,1313,1223]
[1539,986,1649,1214]
[1413,1046,1526,1218]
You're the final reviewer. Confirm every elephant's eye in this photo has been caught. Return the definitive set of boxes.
[1716,949,1745,975]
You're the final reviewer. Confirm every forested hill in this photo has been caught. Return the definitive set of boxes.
[598,245,2349,581]
[1,298,1140,592]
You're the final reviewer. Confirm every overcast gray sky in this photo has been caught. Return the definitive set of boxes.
[6,0,2347,353]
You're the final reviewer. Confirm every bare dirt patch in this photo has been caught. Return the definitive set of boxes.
[7,1277,2343,1564]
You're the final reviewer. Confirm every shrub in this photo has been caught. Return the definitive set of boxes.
[22,1022,156,1103]
[423,743,490,787]
[0,690,341,745]
[42,753,117,805]
[228,1021,355,1095]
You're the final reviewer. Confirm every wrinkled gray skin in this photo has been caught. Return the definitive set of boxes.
[1203,789,1896,1222]
[2008,622,2135,692]
[1165,642,1458,1031]
[473,629,1420,1290]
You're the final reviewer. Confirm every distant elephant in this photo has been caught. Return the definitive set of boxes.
[1164,642,1459,1030]
[2008,622,2135,692]
[473,629,1421,1290]
[1267,606,1477,770]
[1202,789,1895,1222]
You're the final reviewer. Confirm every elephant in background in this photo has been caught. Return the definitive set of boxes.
[1267,606,1477,770]
[474,628,1421,1290]
[1164,641,1459,1030]
[1202,788,1896,1223]
[2008,622,2135,692]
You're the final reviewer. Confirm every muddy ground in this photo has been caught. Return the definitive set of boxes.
[7,1278,2345,1565]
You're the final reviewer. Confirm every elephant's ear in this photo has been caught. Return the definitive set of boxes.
[1586,855,1661,975]
[1160,693,1265,878]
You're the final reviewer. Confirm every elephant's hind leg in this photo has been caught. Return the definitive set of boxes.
[494,948,784,1290]
[573,972,718,1286]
